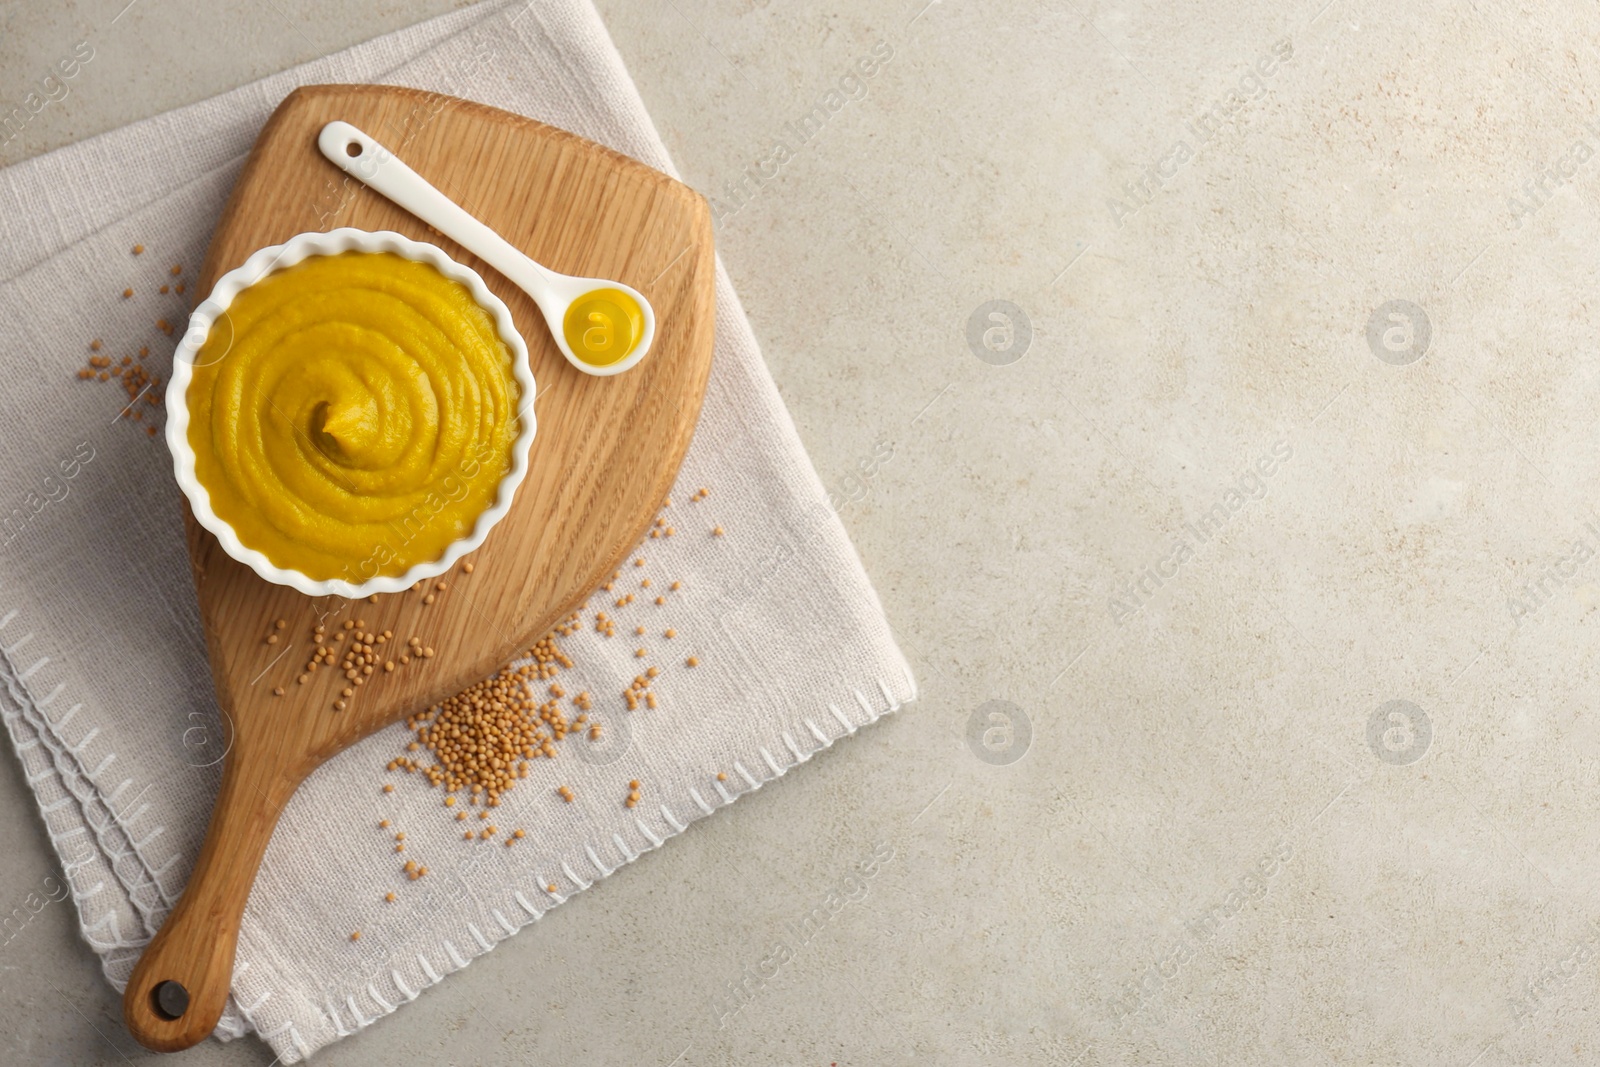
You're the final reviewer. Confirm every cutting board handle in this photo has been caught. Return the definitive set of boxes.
[123,740,297,1052]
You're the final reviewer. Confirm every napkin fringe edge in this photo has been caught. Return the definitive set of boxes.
[276,670,915,1064]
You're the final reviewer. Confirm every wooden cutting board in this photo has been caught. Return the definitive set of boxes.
[121,84,714,1052]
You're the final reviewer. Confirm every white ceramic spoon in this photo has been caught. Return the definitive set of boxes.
[316,119,654,377]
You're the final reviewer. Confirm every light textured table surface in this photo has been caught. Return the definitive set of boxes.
[8,0,1600,1064]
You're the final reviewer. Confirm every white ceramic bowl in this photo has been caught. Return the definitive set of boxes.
[165,228,537,599]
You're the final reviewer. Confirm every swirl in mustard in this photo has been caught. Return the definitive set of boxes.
[186,252,521,582]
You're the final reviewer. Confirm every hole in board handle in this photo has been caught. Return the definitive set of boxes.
[345,141,363,158]
[151,980,190,1020]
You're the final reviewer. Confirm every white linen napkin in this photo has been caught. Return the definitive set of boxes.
[0,1,915,1060]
